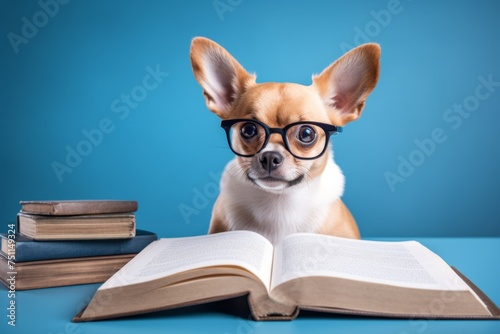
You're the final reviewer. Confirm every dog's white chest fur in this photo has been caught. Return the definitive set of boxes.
[219,151,345,244]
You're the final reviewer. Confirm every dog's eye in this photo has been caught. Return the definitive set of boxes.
[240,123,258,139]
[297,126,316,144]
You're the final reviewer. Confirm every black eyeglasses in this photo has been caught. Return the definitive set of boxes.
[220,119,342,160]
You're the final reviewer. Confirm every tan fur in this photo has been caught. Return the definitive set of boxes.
[316,199,360,238]
[208,196,229,234]
[190,37,380,243]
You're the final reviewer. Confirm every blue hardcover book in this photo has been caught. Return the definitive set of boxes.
[0,229,157,262]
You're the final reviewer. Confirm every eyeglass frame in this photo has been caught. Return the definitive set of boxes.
[220,118,343,160]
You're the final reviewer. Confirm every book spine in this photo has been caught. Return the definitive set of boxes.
[5,232,157,262]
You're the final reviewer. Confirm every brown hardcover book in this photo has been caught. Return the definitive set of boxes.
[20,200,138,216]
[73,231,500,322]
[0,254,136,290]
[17,213,136,241]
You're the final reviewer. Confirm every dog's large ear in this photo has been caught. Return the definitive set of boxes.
[190,37,256,118]
[313,43,380,126]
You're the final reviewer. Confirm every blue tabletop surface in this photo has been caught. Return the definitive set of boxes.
[1,238,499,334]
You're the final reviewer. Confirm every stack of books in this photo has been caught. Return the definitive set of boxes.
[0,200,157,290]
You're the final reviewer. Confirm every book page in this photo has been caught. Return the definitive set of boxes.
[100,231,274,290]
[271,234,470,291]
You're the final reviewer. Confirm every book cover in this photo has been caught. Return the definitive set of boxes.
[20,200,138,216]
[17,213,136,240]
[0,254,136,290]
[1,229,157,262]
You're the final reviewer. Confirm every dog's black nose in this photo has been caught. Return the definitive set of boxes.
[259,151,283,172]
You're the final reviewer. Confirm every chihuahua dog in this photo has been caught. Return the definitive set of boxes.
[190,37,380,244]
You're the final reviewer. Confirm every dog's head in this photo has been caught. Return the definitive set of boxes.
[190,37,380,193]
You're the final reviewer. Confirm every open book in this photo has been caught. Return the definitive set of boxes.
[73,231,500,321]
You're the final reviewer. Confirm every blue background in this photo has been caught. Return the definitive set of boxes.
[1,0,499,238]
